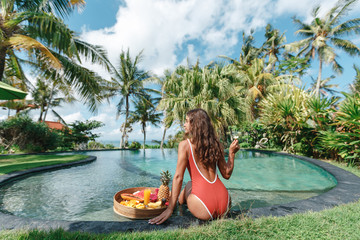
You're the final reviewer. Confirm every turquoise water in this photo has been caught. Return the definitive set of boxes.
[0,150,337,221]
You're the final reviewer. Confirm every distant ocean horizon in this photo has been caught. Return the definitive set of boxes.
[99,139,166,146]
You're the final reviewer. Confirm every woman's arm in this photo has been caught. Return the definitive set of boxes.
[217,139,240,179]
[149,140,189,225]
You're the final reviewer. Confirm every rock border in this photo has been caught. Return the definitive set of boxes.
[0,150,359,234]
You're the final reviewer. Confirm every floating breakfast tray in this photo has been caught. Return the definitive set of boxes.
[113,187,167,219]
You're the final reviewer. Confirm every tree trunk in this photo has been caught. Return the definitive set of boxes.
[120,96,129,148]
[315,59,323,98]
[0,47,7,82]
[143,124,146,150]
[38,105,44,122]
[160,126,167,149]
[44,87,55,122]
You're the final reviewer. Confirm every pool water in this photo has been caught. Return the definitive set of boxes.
[0,150,337,221]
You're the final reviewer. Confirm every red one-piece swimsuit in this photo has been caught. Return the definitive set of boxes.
[186,139,230,219]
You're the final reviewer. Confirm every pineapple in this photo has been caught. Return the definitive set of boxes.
[157,170,171,202]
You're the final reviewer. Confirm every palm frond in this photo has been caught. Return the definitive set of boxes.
[9,34,62,69]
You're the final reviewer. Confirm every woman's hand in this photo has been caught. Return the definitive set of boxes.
[148,208,173,225]
[229,139,240,155]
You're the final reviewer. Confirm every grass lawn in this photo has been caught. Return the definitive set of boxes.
[0,154,88,175]
[0,159,359,239]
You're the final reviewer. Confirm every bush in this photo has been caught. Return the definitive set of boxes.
[129,141,141,149]
[105,144,115,149]
[0,116,61,152]
[88,141,105,149]
[145,144,160,149]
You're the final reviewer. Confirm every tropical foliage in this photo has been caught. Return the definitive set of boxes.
[0,0,111,111]
[129,94,162,149]
[108,49,150,148]
[0,115,60,152]
[286,0,360,97]
[158,61,244,140]
[320,93,360,165]
[2,0,360,167]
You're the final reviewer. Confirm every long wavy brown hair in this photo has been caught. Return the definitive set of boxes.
[186,109,224,169]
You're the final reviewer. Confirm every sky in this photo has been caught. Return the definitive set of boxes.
[1,0,360,144]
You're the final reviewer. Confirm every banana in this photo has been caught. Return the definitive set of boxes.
[147,201,162,209]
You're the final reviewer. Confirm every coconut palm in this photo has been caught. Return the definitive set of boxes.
[108,49,150,148]
[237,58,287,121]
[0,0,111,111]
[308,75,339,97]
[10,0,86,18]
[129,94,162,149]
[220,31,263,71]
[31,77,75,122]
[263,24,287,73]
[153,69,175,149]
[286,0,360,97]
[350,64,360,93]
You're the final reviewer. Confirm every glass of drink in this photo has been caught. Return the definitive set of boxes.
[232,131,240,140]
[144,188,151,205]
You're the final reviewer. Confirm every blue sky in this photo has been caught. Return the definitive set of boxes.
[2,0,360,144]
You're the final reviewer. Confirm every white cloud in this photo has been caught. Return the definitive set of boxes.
[80,0,360,77]
[63,112,85,123]
[15,0,358,143]
[81,0,288,75]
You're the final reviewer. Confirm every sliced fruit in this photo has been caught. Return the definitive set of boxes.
[120,193,144,202]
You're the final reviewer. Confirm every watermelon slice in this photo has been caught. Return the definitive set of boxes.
[133,188,159,202]
[133,190,144,198]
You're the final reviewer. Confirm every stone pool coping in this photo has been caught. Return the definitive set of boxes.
[0,150,360,234]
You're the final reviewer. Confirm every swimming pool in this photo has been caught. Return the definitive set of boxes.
[0,149,337,221]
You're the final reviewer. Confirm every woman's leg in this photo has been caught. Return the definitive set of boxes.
[178,181,192,205]
[186,194,212,220]
[179,181,212,220]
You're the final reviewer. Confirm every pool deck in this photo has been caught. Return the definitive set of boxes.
[0,151,360,234]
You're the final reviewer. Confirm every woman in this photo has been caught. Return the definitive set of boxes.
[149,109,240,224]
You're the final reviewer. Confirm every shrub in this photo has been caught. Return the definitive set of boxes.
[0,116,60,152]
[105,144,115,149]
[319,93,360,165]
[129,141,141,149]
[88,141,105,149]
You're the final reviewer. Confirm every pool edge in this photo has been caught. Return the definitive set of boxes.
[243,149,360,218]
[0,151,360,233]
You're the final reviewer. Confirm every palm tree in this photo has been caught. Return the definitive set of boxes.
[153,69,175,149]
[263,24,287,73]
[220,31,263,71]
[234,58,283,121]
[286,0,360,97]
[350,64,360,93]
[0,0,111,111]
[109,49,150,148]
[10,0,86,18]
[129,94,162,149]
[158,62,244,138]
[309,75,339,97]
[31,77,75,122]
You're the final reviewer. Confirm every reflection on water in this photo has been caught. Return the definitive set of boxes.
[0,149,336,221]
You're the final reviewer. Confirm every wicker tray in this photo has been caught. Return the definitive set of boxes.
[113,187,167,219]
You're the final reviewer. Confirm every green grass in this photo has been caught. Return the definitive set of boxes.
[0,160,359,239]
[0,154,88,175]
